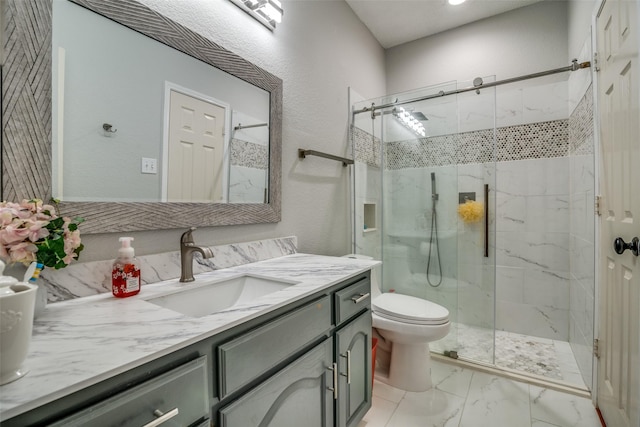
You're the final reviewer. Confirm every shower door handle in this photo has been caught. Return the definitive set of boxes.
[484,184,489,258]
[614,237,639,256]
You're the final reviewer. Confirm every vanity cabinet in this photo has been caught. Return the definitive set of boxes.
[1,272,372,427]
[218,338,334,426]
[217,295,332,399]
[48,356,210,427]
[336,311,372,427]
[215,275,372,427]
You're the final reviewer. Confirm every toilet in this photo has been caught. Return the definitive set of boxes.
[345,247,450,392]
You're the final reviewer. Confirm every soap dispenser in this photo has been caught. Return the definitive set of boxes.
[111,237,141,298]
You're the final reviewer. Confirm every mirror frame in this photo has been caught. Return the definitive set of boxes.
[2,0,282,233]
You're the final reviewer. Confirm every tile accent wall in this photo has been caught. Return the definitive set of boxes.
[569,86,594,156]
[230,138,269,169]
[352,125,382,167]
[385,120,568,169]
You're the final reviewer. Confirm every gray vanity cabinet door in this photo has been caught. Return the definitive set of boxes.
[335,311,372,427]
[218,338,334,427]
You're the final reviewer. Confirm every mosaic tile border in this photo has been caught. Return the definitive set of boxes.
[351,125,381,167]
[230,138,269,169]
[569,85,594,156]
[357,119,569,170]
[352,85,594,169]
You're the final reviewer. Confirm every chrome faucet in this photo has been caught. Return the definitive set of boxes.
[179,227,215,282]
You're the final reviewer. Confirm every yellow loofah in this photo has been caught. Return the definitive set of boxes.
[457,200,484,223]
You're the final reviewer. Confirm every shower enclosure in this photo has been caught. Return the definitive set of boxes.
[350,65,595,391]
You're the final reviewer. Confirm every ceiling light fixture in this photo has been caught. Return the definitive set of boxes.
[229,0,283,30]
[448,0,466,5]
[393,107,426,137]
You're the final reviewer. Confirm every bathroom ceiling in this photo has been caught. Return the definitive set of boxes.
[345,0,544,48]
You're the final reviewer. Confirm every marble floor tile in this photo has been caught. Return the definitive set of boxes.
[431,361,474,398]
[458,371,531,427]
[362,360,602,427]
[359,395,398,427]
[387,389,466,427]
[530,386,601,427]
[372,380,406,403]
[531,420,563,427]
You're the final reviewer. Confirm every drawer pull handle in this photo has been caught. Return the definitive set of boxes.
[327,363,338,399]
[340,350,352,384]
[351,293,370,304]
[142,408,179,427]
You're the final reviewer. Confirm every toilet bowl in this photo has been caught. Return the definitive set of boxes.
[344,249,451,392]
[372,292,450,391]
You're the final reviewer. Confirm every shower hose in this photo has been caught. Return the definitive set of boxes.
[427,200,443,287]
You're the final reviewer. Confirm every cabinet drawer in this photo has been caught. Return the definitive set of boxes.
[219,338,333,427]
[50,356,209,427]
[334,278,371,325]
[218,295,332,398]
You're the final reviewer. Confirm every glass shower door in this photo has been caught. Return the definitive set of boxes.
[449,78,497,365]
[351,77,497,363]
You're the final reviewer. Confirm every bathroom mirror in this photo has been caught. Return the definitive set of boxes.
[2,0,282,233]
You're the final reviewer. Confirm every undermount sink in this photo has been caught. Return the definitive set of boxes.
[146,274,299,318]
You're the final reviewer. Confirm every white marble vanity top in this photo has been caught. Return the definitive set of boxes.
[0,253,378,421]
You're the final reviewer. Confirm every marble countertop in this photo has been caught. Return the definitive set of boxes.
[0,253,378,421]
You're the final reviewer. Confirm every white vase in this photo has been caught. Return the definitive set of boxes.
[3,263,47,319]
[0,282,37,384]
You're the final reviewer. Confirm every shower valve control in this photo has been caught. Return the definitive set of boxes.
[614,237,639,256]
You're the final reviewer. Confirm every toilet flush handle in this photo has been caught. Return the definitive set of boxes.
[351,293,370,304]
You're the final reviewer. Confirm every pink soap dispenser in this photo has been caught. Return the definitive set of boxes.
[111,237,141,298]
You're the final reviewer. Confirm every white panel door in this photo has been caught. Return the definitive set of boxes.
[167,90,225,203]
[596,1,640,426]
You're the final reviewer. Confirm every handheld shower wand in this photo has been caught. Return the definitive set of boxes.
[431,172,438,201]
[427,172,442,287]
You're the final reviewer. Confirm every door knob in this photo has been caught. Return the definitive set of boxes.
[614,237,639,256]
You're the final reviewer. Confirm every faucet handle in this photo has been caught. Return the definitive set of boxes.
[181,227,197,244]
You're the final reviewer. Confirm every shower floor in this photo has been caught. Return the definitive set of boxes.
[431,323,587,389]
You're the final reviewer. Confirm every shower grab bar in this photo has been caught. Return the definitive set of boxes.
[484,184,489,258]
[298,149,354,167]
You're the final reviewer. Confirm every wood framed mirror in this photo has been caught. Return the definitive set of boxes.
[2,0,282,233]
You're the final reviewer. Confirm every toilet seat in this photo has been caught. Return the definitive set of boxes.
[372,293,449,326]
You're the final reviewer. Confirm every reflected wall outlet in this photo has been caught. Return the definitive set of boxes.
[141,157,157,174]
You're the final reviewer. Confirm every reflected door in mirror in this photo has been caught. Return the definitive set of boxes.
[167,90,226,203]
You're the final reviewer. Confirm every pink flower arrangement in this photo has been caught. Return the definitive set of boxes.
[0,199,84,269]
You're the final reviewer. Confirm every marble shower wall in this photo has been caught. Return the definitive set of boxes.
[494,156,571,340]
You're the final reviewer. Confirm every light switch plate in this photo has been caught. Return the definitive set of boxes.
[141,157,157,174]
